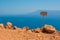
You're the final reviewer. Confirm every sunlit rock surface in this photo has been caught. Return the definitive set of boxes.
[0,22,60,40]
[6,22,12,29]
[32,28,41,33]
[42,25,56,33]
[0,24,4,29]
[22,26,29,31]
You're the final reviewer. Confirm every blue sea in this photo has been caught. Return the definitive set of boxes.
[0,16,60,30]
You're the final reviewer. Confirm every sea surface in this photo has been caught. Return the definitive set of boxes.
[0,16,60,30]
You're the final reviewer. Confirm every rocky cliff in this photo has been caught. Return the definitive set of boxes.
[0,22,60,40]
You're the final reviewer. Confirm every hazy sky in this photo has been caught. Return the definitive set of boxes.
[0,0,60,15]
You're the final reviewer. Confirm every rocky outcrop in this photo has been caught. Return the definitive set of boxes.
[22,26,29,31]
[0,24,4,29]
[6,22,12,29]
[13,26,17,29]
[42,25,56,34]
[32,28,41,33]
[0,22,60,40]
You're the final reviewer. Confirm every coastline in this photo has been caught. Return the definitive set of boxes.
[0,22,60,40]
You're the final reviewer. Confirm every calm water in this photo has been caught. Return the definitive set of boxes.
[0,16,60,30]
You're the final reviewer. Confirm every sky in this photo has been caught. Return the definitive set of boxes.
[0,0,60,15]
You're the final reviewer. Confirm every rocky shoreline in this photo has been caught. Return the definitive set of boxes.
[0,22,60,40]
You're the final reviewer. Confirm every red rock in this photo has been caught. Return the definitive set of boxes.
[13,26,22,30]
[0,24,4,29]
[6,22,12,29]
[22,26,29,31]
[32,28,41,33]
[0,23,59,40]
[42,25,56,33]
[13,26,17,29]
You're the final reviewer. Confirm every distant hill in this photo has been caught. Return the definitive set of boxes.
[23,10,60,18]
[0,10,60,18]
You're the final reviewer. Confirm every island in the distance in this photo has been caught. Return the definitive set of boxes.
[0,22,60,40]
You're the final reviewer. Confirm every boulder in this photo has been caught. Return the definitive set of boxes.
[13,26,22,32]
[6,22,12,29]
[0,24,4,29]
[27,30,33,33]
[42,25,56,34]
[22,26,29,31]
[13,26,17,29]
[32,28,41,33]
[13,26,21,30]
